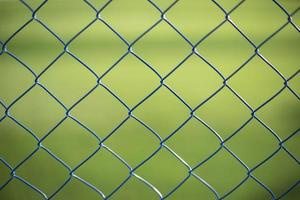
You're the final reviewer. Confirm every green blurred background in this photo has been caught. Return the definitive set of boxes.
[0,0,299,199]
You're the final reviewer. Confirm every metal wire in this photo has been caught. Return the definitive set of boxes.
[0,0,299,199]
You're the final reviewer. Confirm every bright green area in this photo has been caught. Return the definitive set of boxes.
[0,0,299,200]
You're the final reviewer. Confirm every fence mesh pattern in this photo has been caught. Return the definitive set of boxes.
[0,0,299,199]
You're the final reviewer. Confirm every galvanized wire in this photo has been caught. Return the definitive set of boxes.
[0,0,299,199]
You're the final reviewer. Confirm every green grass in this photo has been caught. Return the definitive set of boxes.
[0,0,299,200]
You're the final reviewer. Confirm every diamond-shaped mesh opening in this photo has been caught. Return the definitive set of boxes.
[102,54,160,106]
[134,87,190,138]
[0,54,33,104]
[134,21,191,76]
[101,0,159,42]
[16,149,69,196]
[105,118,160,167]
[136,148,188,196]
[226,119,278,168]
[7,21,64,73]
[166,54,223,108]
[40,54,97,106]
[260,24,300,78]
[194,149,247,196]
[165,118,219,167]
[76,148,129,196]
[252,150,299,198]
[228,56,283,108]
[231,0,287,45]
[166,0,223,44]
[69,21,127,75]
[195,87,250,139]
[0,1,31,41]
[1,0,299,199]
[43,118,99,168]
[71,86,128,138]
[257,89,300,138]
[196,22,254,76]
[9,86,65,137]
[0,119,36,167]
[38,0,95,41]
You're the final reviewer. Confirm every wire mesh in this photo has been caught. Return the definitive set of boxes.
[0,0,299,199]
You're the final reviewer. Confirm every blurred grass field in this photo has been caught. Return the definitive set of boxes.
[0,0,300,200]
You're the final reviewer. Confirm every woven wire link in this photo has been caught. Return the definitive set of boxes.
[0,0,299,199]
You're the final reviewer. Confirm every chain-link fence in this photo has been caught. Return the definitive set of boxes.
[0,0,299,199]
